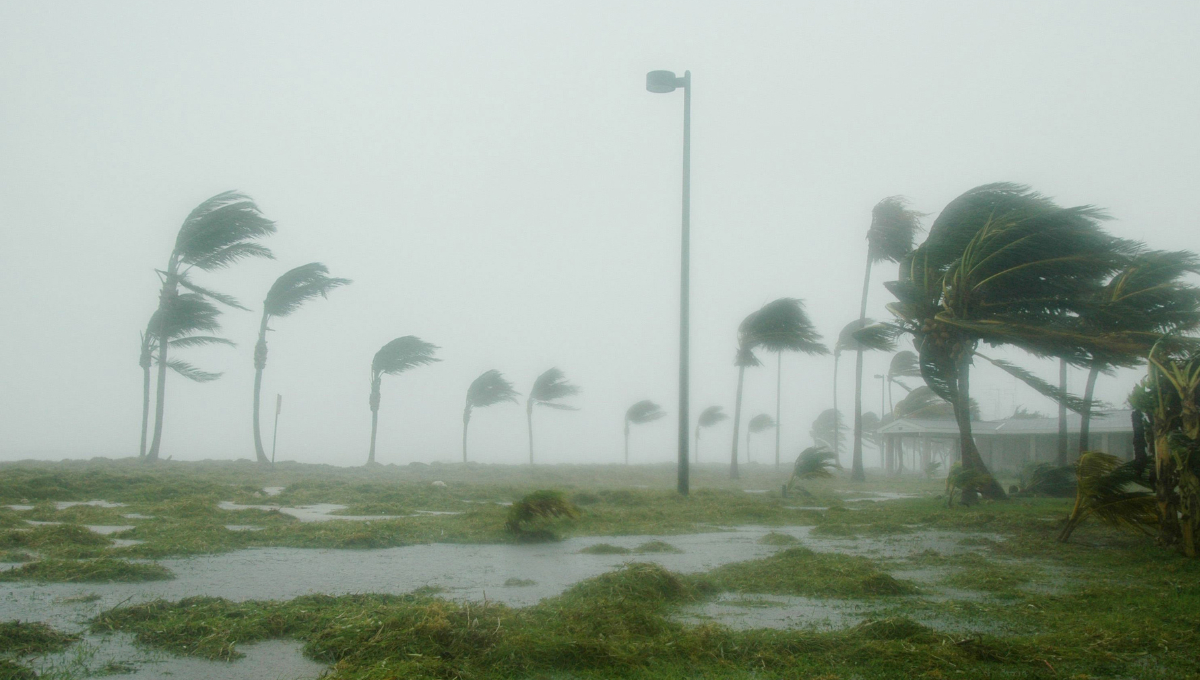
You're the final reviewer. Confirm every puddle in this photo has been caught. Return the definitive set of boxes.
[225,525,265,532]
[837,491,920,502]
[783,506,829,511]
[25,520,61,527]
[85,525,135,535]
[217,501,405,522]
[6,504,34,511]
[675,592,873,630]
[56,500,127,510]
[742,489,769,494]
[262,487,285,496]
[122,513,155,520]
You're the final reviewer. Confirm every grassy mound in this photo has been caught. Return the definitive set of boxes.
[0,558,173,583]
[699,547,918,598]
[580,543,630,555]
[0,621,79,656]
[757,531,800,545]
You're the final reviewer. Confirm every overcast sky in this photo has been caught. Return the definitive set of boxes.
[2,1,1198,467]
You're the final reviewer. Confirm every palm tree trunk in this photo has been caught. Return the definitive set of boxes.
[139,362,151,458]
[746,428,751,464]
[832,355,840,465]
[145,274,178,462]
[252,315,270,464]
[953,351,1006,500]
[775,351,782,469]
[851,257,872,482]
[1078,364,1100,454]
[1057,358,1069,466]
[730,364,746,480]
[694,425,701,464]
[368,377,381,465]
[462,408,471,464]
[527,400,535,465]
[624,421,630,465]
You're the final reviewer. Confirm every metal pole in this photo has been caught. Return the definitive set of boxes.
[677,70,691,497]
[270,394,281,464]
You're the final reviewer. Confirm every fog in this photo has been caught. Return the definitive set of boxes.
[2,1,1197,466]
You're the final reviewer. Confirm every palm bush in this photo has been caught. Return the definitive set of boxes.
[1057,452,1155,542]
[463,370,519,463]
[505,490,579,541]
[745,414,776,464]
[1018,463,1076,497]
[693,406,727,463]
[367,337,439,465]
[252,263,350,463]
[144,192,276,461]
[526,368,580,464]
[624,400,666,464]
[810,408,845,453]
[785,446,838,497]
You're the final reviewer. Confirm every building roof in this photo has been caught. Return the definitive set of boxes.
[877,409,1133,437]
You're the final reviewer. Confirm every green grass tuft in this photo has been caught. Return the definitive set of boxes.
[580,543,631,555]
[0,558,173,583]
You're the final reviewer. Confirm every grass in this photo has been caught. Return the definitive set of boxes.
[0,621,79,656]
[757,531,800,545]
[699,547,919,598]
[580,543,630,554]
[0,558,173,583]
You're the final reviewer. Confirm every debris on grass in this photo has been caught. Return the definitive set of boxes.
[0,558,173,583]
[0,620,79,656]
[504,577,536,587]
[757,531,800,546]
[580,543,631,555]
[633,540,681,554]
[698,547,919,598]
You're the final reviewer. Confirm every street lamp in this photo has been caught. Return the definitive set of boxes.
[646,69,692,496]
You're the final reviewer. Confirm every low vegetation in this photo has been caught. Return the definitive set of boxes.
[0,558,172,583]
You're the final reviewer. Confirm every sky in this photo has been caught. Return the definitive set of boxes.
[2,1,1198,467]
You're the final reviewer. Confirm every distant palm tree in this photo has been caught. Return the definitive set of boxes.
[810,408,845,452]
[526,368,580,464]
[835,319,894,478]
[786,446,838,497]
[252,263,350,464]
[145,192,276,461]
[885,350,920,412]
[138,293,233,457]
[463,370,520,463]
[747,299,828,469]
[368,337,440,465]
[694,405,728,463]
[746,414,776,463]
[852,198,923,480]
[728,311,761,480]
[624,400,666,464]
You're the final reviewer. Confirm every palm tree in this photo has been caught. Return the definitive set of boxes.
[624,400,666,464]
[252,263,350,464]
[368,337,440,465]
[463,370,519,463]
[1057,452,1155,543]
[881,183,1141,499]
[886,350,920,411]
[694,405,728,463]
[810,408,845,452]
[1075,251,1200,453]
[785,446,838,497]
[836,319,894,479]
[746,413,776,464]
[728,311,761,480]
[138,293,234,456]
[852,198,924,480]
[526,368,580,464]
[145,192,276,461]
[747,298,828,469]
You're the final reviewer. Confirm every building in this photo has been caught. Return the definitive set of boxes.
[876,409,1135,473]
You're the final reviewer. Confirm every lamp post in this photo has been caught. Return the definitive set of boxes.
[646,69,691,496]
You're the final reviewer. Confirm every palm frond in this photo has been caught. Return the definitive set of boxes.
[530,368,581,405]
[698,405,728,428]
[165,359,222,383]
[505,490,579,536]
[168,335,236,349]
[837,319,894,353]
[151,293,224,339]
[188,242,274,272]
[810,408,846,449]
[466,370,520,409]
[173,191,276,268]
[264,262,352,318]
[748,413,776,434]
[792,446,837,480]
[1059,452,1155,541]
[892,386,971,420]
[867,196,925,264]
[1010,406,1047,419]
[626,400,667,425]
[176,275,248,311]
[974,353,1095,415]
[742,298,828,355]
[371,336,440,377]
[887,350,921,379]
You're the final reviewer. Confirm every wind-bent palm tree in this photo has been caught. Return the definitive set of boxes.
[694,405,728,463]
[526,368,580,464]
[1075,251,1200,453]
[880,183,1142,499]
[810,408,845,452]
[836,319,894,479]
[145,192,276,461]
[852,198,923,480]
[728,311,761,480]
[367,337,440,465]
[624,400,666,464]
[747,298,828,469]
[252,263,350,464]
[786,446,838,497]
[886,350,920,412]
[746,414,776,463]
[138,293,233,456]
[463,370,519,463]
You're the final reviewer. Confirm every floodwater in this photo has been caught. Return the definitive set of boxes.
[3,519,1008,678]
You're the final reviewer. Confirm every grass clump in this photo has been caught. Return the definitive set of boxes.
[505,490,579,542]
[699,547,918,598]
[1,523,111,560]
[0,550,34,563]
[0,621,79,656]
[504,577,536,587]
[850,616,937,641]
[0,558,173,583]
[580,543,630,555]
[757,531,800,546]
[943,554,1039,595]
[633,540,682,554]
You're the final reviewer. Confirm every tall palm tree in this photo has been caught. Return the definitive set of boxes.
[367,337,440,465]
[746,298,828,469]
[694,405,728,463]
[886,350,920,412]
[251,263,350,464]
[836,319,895,479]
[526,368,580,464]
[728,311,761,480]
[145,192,276,461]
[852,198,924,480]
[1075,251,1200,453]
[810,408,845,452]
[138,293,234,456]
[624,400,666,464]
[746,414,776,463]
[881,183,1141,499]
[463,370,519,463]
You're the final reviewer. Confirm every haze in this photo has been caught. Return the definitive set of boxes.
[2,1,1197,466]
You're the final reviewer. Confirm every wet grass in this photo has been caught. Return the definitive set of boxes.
[580,543,630,554]
[699,547,919,598]
[0,558,172,583]
[0,621,79,657]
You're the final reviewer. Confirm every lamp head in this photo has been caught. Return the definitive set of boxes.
[646,70,681,93]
